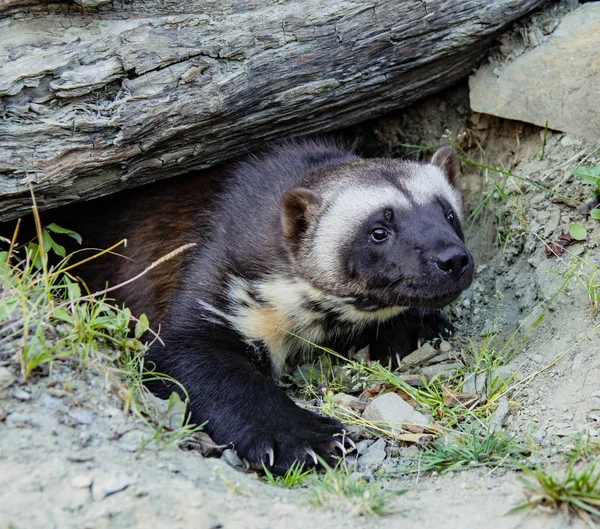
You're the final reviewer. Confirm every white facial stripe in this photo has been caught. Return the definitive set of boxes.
[312,184,408,282]
[404,164,463,215]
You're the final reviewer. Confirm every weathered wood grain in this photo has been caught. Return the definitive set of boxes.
[0,0,548,222]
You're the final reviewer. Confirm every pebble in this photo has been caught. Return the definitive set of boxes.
[475,373,487,395]
[439,341,452,353]
[462,373,477,395]
[68,409,96,425]
[401,343,438,367]
[362,392,431,434]
[91,473,135,501]
[72,475,93,489]
[355,439,375,454]
[357,438,387,470]
[9,386,32,401]
[420,362,462,376]
[490,396,509,430]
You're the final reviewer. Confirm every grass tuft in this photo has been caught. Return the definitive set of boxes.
[307,461,397,516]
[262,461,315,488]
[416,427,530,473]
[510,462,600,522]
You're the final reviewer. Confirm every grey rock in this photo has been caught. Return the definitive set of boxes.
[71,474,93,489]
[439,340,452,353]
[401,343,438,367]
[421,362,462,376]
[490,396,510,430]
[475,373,487,395]
[332,393,364,411]
[470,3,600,141]
[355,439,375,455]
[68,409,96,425]
[362,392,430,435]
[91,472,135,501]
[462,373,477,395]
[357,438,387,470]
[9,386,31,401]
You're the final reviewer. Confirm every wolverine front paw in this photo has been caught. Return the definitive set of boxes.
[227,407,353,475]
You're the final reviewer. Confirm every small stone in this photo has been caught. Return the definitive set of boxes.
[560,135,574,147]
[332,393,366,412]
[355,439,375,454]
[401,343,438,366]
[9,386,31,401]
[362,392,430,434]
[591,391,600,398]
[357,438,387,470]
[475,373,487,395]
[68,409,96,425]
[439,341,452,353]
[91,473,135,501]
[462,373,477,395]
[491,396,509,430]
[72,475,93,489]
[420,362,462,376]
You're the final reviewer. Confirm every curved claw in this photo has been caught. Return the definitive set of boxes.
[306,448,318,466]
[345,437,357,451]
[266,447,275,467]
[333,440,347,456]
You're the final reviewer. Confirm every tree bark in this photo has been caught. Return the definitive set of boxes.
[0,0,547,222]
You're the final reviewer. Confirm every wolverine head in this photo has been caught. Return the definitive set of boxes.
[281,147,474,314]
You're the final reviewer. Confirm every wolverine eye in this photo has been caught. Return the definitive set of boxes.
[446,211,455,223]
[371,228,389,242]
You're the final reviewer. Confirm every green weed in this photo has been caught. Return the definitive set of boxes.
[262,461,315,488]
[511,461,600,521]
[307,461,396,516]
[416,427,530,473]
[0,212,200,448]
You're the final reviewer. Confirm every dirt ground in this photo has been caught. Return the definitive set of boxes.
[2,2,600,528]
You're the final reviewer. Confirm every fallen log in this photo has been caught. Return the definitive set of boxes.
[0,0,547,222]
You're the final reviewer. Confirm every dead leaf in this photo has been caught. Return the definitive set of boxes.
[442,388,479,408]
[545,232,581,258]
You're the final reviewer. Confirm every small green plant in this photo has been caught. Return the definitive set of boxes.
[573,164,600,219]
[0,210,200,447]
[262,460,315,488]
[416,427,530,473]
[563,435,600,463]
[308,462,395,516]
[511,461,600,521]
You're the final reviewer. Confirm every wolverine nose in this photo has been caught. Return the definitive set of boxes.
[434,246,470,280]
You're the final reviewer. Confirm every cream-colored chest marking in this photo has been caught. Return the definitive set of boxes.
[219,275,405,379]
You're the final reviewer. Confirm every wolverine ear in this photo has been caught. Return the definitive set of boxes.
[431,146,460,188]
[281,188,322,245]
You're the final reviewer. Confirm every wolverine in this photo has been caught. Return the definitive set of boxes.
[18,139,474,473]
